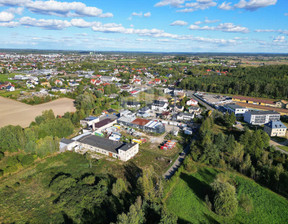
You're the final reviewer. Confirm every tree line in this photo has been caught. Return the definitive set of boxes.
[179,65,288,99]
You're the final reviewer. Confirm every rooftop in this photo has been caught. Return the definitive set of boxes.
[248,111,280,115]
[132,118,150,126]
[265,120,287,129]
[225,103,246,110]
[94,118,113,128]
[78,135,136,154]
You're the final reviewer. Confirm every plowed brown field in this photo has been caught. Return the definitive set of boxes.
[0,97,76,128]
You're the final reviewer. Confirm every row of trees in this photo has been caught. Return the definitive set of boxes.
[179,65,288,99]
[0,110,75,176]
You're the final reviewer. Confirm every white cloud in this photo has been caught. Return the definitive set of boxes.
[6,7,24,14]
[0,21,19,27]
[255,29,288,35]
[131,12,151,18]
[170,20,188,26]
[189,23,249,33]
[131,12,142,17]
[155,0,216,12]
[194,18,220,25]
[273,36,285,43]
[234,0,277,11]
[144,12,151,17]
[218,2,233,10]
[0,0,113,17]
[19,16,71,29]
[155,0,187,7]
[284,13,288,16]
[177,0,217,12]
[0,11,14,21]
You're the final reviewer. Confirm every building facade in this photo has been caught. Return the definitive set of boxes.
[264,121,287,137]
[244,111,280,125]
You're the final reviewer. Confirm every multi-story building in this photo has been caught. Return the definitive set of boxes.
[224,104,249,116]
[244,111,280,125]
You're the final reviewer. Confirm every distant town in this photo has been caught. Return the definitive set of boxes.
[1,51,288,223]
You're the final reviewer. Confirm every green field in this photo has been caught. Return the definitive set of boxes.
[165,167,288,224]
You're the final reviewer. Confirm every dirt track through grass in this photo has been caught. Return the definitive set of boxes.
[0,96,76,128]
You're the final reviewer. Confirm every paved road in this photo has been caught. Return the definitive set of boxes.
[163,141,191,179]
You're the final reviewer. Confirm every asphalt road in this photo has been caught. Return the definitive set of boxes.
[163,141,191,179]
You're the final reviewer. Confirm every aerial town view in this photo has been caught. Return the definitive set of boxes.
[0,0,288,224]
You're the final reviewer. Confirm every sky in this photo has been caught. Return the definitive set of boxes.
[0,0,287,53]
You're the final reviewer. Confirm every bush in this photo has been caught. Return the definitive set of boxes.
[211,177,238,217]
[239,194,253,213]
[20,154,35,166]
[0,151,4,160]
[0,169,3,177]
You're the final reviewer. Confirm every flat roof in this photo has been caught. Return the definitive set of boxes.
[248,111,280,115]
[78,135,136,154]
[132,118,150,126]
[225,103,246,110]
[94,118,113,128]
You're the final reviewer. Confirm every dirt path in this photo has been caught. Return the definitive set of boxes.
[0,97,76,128]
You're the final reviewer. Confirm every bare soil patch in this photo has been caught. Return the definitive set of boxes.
[0,97,76,128]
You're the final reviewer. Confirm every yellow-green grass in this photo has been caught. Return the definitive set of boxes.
[165,167,288,224]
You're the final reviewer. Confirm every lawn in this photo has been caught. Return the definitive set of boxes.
[165,167,288,224]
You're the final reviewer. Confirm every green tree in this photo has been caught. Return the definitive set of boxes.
[112,178,127,198]
[211,175,238,217]
[116,196,145,224]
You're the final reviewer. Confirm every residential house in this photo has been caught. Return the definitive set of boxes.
[186,98,198,106]
[123,101,141,108]
[275,100,288,109]
[6,85,15,92]
[54,79,63,86]
[176,112,194,121]
[151,100,168,112]
[264,120,287,137]
[137,106,151,118]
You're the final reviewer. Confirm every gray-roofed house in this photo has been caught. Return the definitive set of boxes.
[60,134,139,161]
[264,120,287,137]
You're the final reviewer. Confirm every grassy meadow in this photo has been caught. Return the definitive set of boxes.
[165,167,288,224]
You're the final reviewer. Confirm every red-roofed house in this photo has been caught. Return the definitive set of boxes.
[90,79,97,85]
[186,99,198,106]
[155,78,161,85]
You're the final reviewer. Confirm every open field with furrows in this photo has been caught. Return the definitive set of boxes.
[0,96,76,128]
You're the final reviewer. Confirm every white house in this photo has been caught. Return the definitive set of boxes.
[264,120,287,137]
[186,99,198,106]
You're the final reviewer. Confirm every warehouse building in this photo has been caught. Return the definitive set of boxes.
[60,134,139,162]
